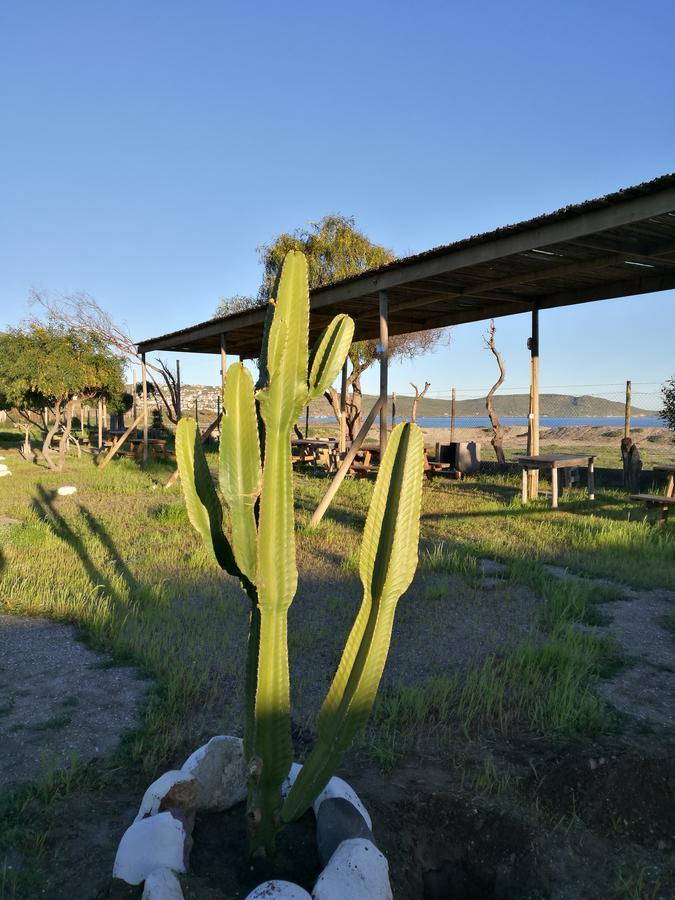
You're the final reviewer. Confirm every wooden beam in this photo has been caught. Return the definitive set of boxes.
[379,290,389,457]
[220,334,227,396]
[310,398,384,527]
[176,359,182,418]
[339,361,347,454]
[98,413,144,469]
[528,308,540,499]
[142,352,148,464]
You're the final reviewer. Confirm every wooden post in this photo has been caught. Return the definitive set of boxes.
[217,395,221,419]
[391,391,397,424]
[132,367,138,421]
[220,335,227,398]
[311,398,385,526]
[176,359,182,419]
[379,290,389,458]
[339,361,348,454]
[551,466,559,509]
[528,308,540,499]
[97,398,103,450]
[450,387,456,445]
[304,406,310,439]
[624,380,632,439]
[142,352,148,464]
[99,413,144,469]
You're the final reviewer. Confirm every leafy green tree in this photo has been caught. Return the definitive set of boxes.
[0,324,125,470]
[661,375,675,433]
[215,215,446,437]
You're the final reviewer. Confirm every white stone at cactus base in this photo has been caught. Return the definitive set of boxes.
[181,735,247,811]
[0,464,11,478]
[113,812,188,885]
[281,762,303,798]
[135,771,199,822]
[57,485,77,495]
[312,776,372,830]
[245,882,312,900]
[142,867,185,900]
[312,838,392,900]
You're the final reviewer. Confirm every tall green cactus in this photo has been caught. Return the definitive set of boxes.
[176,249,424,854]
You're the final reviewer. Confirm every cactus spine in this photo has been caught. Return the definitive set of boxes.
[176,249,423,854]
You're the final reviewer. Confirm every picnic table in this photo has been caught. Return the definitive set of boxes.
[630,464,675,525]
[518,453,596,509]
[654,464,675,497]
[291,438,340,472]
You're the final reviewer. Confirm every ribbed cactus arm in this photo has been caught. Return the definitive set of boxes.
[219,363,261,585]
[175,417,241,579]
[247,250,309,853]
[308,314,355,400]
[282,423,424,822]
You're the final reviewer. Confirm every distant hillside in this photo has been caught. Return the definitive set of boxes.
[307,392,657,419]
[178,386,656,419]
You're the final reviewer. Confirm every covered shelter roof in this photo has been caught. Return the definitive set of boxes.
[138,174,675,358]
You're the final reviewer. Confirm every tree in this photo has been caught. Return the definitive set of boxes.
[661,374,675,433]
[410,381,431,424]
[217,214,447,438]
[31,291,182,425]
[484,320,507,467]
[0,325,125,470]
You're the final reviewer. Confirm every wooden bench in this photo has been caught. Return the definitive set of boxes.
[630,493,675,525]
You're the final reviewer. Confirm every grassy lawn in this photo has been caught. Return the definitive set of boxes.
[0,434,674,897]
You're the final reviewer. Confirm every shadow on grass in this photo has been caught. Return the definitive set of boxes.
[31,484,139,602]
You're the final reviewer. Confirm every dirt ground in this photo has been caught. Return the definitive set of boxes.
[0,615,151,791]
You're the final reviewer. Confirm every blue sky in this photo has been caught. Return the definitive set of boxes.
[1,1,673,404]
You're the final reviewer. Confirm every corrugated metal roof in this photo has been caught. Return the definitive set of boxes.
[138,173,675,356]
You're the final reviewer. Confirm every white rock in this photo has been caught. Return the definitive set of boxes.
[312,838,391,900]
[57,485,77,495]
[281,762,303,798]
[135,771,198,822]
[312,777,372,830]
[113,811,187,885]
[0,470,11,477]
[246,881,312,899]
[142,867,184,900]
[181,735,246,810]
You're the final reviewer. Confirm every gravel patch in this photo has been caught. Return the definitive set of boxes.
[0,615,151,791]
[542,567,675,729]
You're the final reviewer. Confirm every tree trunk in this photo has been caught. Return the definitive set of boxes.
[346,375,363,440]
[410,381,431,424]
[42,404,62,470]
[58,400,75,471]
[485,322,507,468]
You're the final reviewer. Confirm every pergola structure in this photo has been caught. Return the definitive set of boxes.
[138,174,675,520]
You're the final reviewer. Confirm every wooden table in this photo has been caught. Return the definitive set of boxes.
[654,464,675,498]
[518,453,596,509]
[291,438,339,472]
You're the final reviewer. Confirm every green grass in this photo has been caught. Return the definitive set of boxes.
[0,439,674,893]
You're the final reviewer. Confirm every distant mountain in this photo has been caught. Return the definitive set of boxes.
[307,392,657,419]
[178,385,657,419]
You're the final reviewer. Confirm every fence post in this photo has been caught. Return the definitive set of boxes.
[450,387,456,444]
[624,380,632,438]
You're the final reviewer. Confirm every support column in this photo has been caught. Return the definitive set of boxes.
[97,398,103,450]
[339,361,348,454]
[379,290,389,458]
[142,352,148,464]
[528,308,540,499]
[132,367,138,421]
[176,359,182,419]
[220,335,227,397]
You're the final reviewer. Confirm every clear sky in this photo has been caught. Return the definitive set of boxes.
[1,1,673,404]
